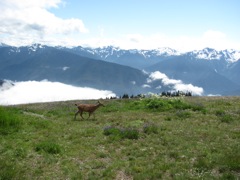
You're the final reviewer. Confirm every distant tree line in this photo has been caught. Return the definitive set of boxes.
[107,91,192,100]
[161,91,192,97]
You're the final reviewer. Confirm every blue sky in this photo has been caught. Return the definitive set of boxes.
[0,0,239,51]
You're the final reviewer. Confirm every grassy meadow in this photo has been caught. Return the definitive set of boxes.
[0,96,240,179]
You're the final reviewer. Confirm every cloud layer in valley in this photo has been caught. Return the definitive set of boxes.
[0,80,115,105]
[147,71,204,96]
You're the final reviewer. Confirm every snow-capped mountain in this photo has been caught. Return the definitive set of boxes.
[0,43,10,47]
[3,44,240,63]
[68,46,180,63]
[189,48,240,62]
[68,46,240,64]
[65,46,183,69]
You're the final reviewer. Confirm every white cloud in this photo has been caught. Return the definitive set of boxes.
[148,71,204,95]
[2,0,62,9]
[0,0,88,46]
[62,67,69,71]
[0,80,115,105]
[142,84,151,88]
[155,85,162,89]
[0,0,238,51]
[148,71,167,81]
[131,81,136,85]
[123,30,239,52]
[174,83,204,96]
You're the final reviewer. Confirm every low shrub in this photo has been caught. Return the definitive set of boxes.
[121,128,139,139]
[132,98,192,112]
[175,110,191,119]
[103,126,121,136]
[220,114,233,123]
[103,126,139,140]
[146,98,172,111]
[164,116,172,121]
[143,123,158,134]
[215,110,234,123]
[215,109,226,117]
[35,141,61,154]
[190,103,207,114]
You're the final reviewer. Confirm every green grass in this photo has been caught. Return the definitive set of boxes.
[0,106,22,135]
[103,126,139,140]
[0,97,240,179]
[35,141,62,154]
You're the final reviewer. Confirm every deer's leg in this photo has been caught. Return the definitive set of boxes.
[88,112,91,119]
[80,111,84,119]
[74,110,79,120]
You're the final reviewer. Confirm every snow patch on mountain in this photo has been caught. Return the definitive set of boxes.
[28,44,44,51]
[155,47,181,56]
[193,48,221,60]
[222,49,240,63]
[0,43,10,47]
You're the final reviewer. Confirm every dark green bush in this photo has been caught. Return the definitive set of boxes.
[145,99,162,109]
[120,128,139,139]
[133,98,192,112]
[216,109,226,117]
[103,126,139,140]
[220,114,233,123]
[35,141,61,154]
[175,110,191,119]
[143,123,158,134]
[190,103,207,114]
[171,99,191,110]
[215,110,234,123]
[164,116,172,121]
[145,98,172,111]
[103,126,121,136]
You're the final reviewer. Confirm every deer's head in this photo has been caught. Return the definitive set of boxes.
[97,100,105,107]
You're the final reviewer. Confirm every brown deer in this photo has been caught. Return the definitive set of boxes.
[74,101,104,120]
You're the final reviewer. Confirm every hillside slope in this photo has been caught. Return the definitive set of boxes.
[0,46,147,95]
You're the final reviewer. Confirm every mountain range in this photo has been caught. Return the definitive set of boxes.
[0,43,240,96]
